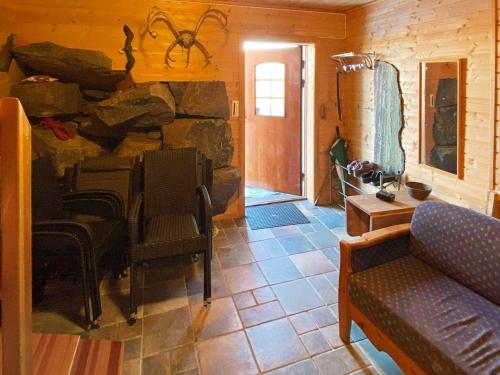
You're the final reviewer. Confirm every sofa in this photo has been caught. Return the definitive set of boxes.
[339,201,500,375]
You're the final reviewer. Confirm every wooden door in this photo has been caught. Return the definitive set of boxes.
[245,47,302,195]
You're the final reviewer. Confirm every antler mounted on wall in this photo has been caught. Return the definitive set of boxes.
[147,6,228,68]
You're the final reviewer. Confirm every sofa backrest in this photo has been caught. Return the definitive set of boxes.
[410,201,500,305]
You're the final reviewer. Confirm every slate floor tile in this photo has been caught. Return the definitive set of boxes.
[233,291,257,310]
[319,324,344,349]
[309,306,337,328]
[249,238,287,261]
[300,330,331,356]
[169,344,198,374]
[271,225,301,238]
[240,301,285,328]
[143,278,188,316]
[277,234,316,255]
[272,279,323,315]
[223,263,268,294]
[321,247,340,267]
[258,257,303,285]
[191,297,242,341]
[142,351,170,374]
[289,250,336,276]
[325,271,339,286]
[196,331,258,375]
[289,311,318,334]
[313,346,370,375]
[252,286,276,304]
[143,306,193,356]
[265,359,320,375]
[216,243,255,269]
[318,213,345,229]
[240,227,274,242]
[306,231,339,249]
[308,274,338,305]
[246,318,308,372]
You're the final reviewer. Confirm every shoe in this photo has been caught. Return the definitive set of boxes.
[361,170,374,183]
[372,172,396,186]
[354,162,378,177]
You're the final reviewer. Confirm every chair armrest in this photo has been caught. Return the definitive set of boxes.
[128,192,143,246]
[33,220,93,251]
[340,223,411,274]
[196,185,212,235]
[62,190,124,219]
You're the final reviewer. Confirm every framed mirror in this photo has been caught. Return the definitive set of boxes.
[419,59,464,178]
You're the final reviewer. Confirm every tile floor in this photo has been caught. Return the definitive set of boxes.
[33,200,402,375]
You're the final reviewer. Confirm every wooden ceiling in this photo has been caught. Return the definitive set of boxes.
[201,0,374,12]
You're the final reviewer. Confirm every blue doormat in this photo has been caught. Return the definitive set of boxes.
[246,202,310,230]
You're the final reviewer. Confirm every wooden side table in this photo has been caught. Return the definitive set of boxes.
[346,191,441,236]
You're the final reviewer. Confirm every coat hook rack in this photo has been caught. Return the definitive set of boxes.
[330,51,377,73]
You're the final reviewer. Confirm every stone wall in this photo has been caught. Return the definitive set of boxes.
[9,41,240,215]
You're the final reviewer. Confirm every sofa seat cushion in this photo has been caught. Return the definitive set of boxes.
[350,255,500,375]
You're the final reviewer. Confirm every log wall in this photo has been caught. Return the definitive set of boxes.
[343,0,494,212]
[0,0,346,218]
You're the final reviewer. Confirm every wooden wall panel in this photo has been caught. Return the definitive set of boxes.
[343,0,494,212]
[495,0,500,191]
[0,0,346,218]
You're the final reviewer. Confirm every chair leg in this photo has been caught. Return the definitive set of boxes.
[80,254,94,330]
[129,262,137,325]
[88,251,102,323]
[203,249,212,308]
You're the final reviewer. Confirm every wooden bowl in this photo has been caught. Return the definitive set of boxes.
[405,181,432,200]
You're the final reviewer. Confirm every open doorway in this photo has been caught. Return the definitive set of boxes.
[244,41,307,207]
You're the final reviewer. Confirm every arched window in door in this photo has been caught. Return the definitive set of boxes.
[255,62,285,117]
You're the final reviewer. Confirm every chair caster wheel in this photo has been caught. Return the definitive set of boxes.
[128,313,137,326]
[203,298,212,309]
[193,254,200,262]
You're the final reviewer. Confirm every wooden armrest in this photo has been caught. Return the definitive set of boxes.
[340,223,411,253]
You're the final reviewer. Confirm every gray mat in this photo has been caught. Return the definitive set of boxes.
[246,203,310,230]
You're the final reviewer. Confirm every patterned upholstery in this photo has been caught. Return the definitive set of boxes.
[351,235,410,273]
[350,255,500,375]
[410,202,500,305]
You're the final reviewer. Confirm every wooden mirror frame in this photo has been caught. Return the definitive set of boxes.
[418,59,465,179]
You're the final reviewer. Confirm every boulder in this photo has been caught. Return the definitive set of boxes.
[10,82,82,118]
[162,119,233,168]
[81,89,114,102]
[76,116,127,139]
[113,133,162,159]
[435,78,457,108]
[11,42,126,90]
[92,82,175,129]
[212,167,241,215]
[168,81,229,119]
[432,106,457,146]
[430,145,457,175]
[32,126,105,176]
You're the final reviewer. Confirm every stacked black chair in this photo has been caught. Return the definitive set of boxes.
[31,157,127,329]
[128,148,213,324]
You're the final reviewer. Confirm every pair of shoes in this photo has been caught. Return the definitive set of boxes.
[361,170,375,183]
[354,162,378,177]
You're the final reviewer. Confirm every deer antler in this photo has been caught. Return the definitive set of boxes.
[147,6,180,39]
[194,9,228,36]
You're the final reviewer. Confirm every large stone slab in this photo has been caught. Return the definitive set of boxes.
[113,132,162,159]
[162,118,233,168]
[373,61,405,174]
[11,42,126,90]
[430,145,457,174]
[212,166,241,215]
[92,82,175,129]
[10,81,82,118]
[32,126,105,176]
[76,116,127,139]
[168,81,229,119]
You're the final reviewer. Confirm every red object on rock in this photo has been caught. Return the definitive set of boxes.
[40,118,75,141]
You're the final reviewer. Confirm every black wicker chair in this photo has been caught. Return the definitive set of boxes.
[128,148,213,324]
[32,157,127,329]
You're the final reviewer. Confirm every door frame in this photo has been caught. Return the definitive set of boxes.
[240,38,316,212]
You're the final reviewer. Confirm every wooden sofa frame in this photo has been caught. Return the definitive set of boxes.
[339,223,427,375]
